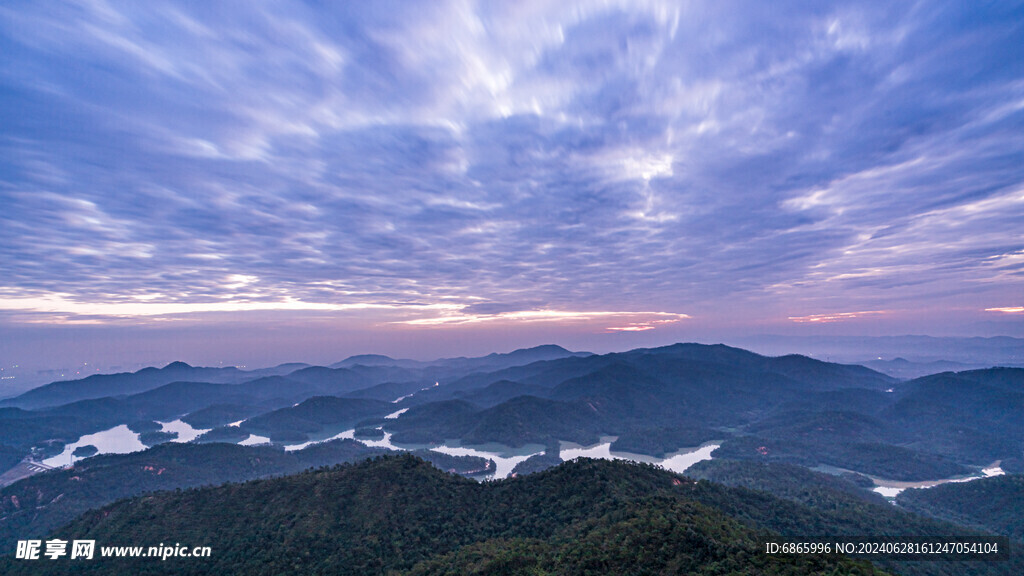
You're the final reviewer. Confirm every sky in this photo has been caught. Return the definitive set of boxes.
[1,0,1023,373]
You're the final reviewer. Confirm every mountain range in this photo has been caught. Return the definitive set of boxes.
[0,342,1021,573]
[4,343,1022,479]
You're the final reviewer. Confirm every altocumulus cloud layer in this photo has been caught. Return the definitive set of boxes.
[1,0,1022,351]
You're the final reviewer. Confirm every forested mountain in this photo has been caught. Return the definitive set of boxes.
[897,474,1024,541]
[1,363,253,409]
[238,396,395,442]
[4,455,1020,576]
[0,441,490,551]
[0,342,1021,575]
[0,456,901,576]
[3,344,1021,487]
[882,368,1024,464]
[686,459,886,506]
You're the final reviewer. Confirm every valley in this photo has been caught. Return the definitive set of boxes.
[4,343,1019,488]
[0,343,1021,574]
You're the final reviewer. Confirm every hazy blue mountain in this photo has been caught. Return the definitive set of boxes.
[180,403,271,429]
[774,387,896,415]
[547,362,680,424]
[403,352,619,404]
[617,343,895,391]
[0,446,25,480]
[330,353,424,369]
[283,366,373,393]
[239,396,394,442]
[864,357,978,379]
[192,426,250,444]
[288,364,428,392]
[363,344,1022,473]
[460,395,602,447]
[331,344,589,372]
[385,400,482,444]
[124,377,311,414]
[244,362,312,377]
[733,334,1024,370]
[0,362,254,410]
[3,342,1020,494]
[1004,457,1024,474]
[2,342,1023,576]
[0,377,312,453]
[448,379,550,407]
[360,345,902,457]
[714,436,973,481]
[342,379,434,402]
[610,425,721,457]
[442,344,592,371]
[883,368,1024,464]
[760,353,897,389]
[0,400,130,452]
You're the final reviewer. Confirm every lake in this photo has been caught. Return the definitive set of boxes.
[871,461,1006,498]
[429,445,541,479]
[140,413,1019,492]
[42,418,1004,493]
[239,433,271,446]
[285,429,717,479]
[159,419,210,443]
[283,429,355,452]
[559,437,719,474]
[43,425,146,467]
[283,427,541,478]
[42,419,213,468]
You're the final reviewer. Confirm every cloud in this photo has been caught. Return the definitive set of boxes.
[395,308,689,330]
[0,0,1021,341]
[788,311,887,324]
[0,291,462,321]
[986,307,1024,314]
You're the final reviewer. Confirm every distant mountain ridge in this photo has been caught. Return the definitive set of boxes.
[0,361,314,410]
[733,334,1024,373]
[2,342,1021,492]
[331,343,590,372]
[3,345,589,411]
[0,362,247,410]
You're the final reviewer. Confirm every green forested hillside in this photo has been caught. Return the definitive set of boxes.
[686,459,887,506]
[0,441,387,551]
[4,456,1019,576]
[883,369,1024,464]
[712,435,973,481]
[0,441,507,554]
[2,456,893,576]
[510,448,562,476]
[897,474,1024,540]
[610,424,721,457]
